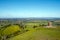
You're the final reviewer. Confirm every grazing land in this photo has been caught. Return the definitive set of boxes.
[8,28,60,40]
[0,18,60,40]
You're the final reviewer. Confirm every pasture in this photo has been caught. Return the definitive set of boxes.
[8,27,60,40]
[0,19,60,40]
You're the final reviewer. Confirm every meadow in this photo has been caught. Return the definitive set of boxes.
[8,27,60,40]
[0,19,60,40]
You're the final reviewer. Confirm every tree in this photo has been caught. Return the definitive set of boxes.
[33,25,37,28]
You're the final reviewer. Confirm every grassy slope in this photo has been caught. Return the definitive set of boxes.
[2,25,20,36]
[8,28,60,40]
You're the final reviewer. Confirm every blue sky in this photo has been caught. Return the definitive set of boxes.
[0,0,60,18]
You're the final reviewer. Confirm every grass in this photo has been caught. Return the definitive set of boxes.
[7,27,60,40]
[2,25,21,36]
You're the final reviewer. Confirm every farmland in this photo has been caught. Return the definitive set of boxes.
[8,28,60,40]
[0,18,60,40]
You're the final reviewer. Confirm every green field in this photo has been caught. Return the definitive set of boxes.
[7,27,60,40]
[0,20,60,40]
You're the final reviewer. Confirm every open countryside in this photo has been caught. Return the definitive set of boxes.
[0,0,60,40]
[0,18,60,40]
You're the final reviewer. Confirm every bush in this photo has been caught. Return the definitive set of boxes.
[33,25,37,28]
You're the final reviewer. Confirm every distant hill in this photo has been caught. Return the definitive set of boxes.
[0,17,60,21]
